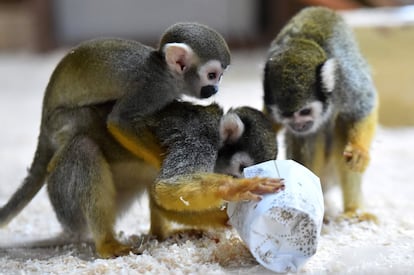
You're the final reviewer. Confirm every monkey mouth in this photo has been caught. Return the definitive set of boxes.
[289,121,314,134]
[200,85,218,98]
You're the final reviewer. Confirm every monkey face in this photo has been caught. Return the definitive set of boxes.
[163,42,228,99]
[181,59,226,99]
[267,101,332,136]
[215,149,255,178]
[215,107,277,178]
[264,43,336,136]
[196,60,226,98]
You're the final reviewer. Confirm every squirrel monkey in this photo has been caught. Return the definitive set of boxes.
[263,7,378,221]
[45,22,231,169]
[148,103,281,239]
[0,99,282,258]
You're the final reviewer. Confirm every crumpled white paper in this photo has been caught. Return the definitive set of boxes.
[227,160,324,273]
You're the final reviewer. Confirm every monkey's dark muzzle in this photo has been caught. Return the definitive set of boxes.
[200,85,218,98]
[290,121,314,134]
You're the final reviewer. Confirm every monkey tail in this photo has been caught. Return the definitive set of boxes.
[0,132,53,227]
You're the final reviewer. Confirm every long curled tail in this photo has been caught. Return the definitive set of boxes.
[0,133,53,226]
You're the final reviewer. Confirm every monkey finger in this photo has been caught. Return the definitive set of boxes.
[252,181,285,195]
[344,153,359,171]
[220,178,282,201]
[343,152,354,164]
[343,145,369,172]
[247,178,284,193]
[343,151,353,159]
[248,178,285,193]
[343,146,354,160]
[238,191,262,202]
[220,181,262,202]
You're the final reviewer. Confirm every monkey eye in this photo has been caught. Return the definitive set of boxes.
[208,72,217,80]
[299,108,312,116]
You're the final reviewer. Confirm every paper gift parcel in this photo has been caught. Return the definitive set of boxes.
[227,160,324,273]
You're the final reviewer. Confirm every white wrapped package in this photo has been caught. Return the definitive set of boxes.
[227,160,324,273]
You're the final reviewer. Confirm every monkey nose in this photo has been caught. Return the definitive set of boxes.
[200,85,218,98]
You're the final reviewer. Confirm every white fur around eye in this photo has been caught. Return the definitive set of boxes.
[321,58,336,93]
[198,60,223,86]
[292,101,332,134]
[307,101,323,118]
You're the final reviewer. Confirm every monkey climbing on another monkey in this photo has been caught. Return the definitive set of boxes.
[44,22,231,169]
[263,7,378,222]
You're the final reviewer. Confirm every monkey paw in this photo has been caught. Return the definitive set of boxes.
[97,239,143,258]
[219,177,285,202]
[338,210,378,224]
[343,143,370,173]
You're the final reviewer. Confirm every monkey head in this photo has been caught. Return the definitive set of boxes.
[159,22,231,99]
[215,107,277,178]
[263,39,336,135]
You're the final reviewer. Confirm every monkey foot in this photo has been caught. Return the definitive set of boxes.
[343,143,370,173]
[96,239,143,258]
[166,229,207,240]
[219,177,285,202]
[338,210,378,224]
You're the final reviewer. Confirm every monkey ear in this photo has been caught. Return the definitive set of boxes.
[320,58,337,93]
[219,112,245,145]
[163,43,194,74]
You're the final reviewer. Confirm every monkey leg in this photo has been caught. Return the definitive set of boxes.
[336,157,378,223]
[47,135,135,258]
[150,195,229,240]
[149,196,174,240]
[285,132,327,176]
[343,102,378,173]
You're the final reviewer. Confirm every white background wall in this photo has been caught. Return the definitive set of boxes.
[53,0,259,45]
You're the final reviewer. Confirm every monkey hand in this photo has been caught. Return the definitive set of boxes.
[218,177,285,202]
[343,142,370,173]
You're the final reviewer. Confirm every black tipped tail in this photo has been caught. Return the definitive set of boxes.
[0,135,53,227]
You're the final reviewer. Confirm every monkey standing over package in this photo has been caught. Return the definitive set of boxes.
[0,22,284,259]
[263,7,378,220]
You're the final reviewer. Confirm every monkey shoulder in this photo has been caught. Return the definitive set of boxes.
[274,7,343,49]
[299,8,377,121]
[152,102,223,143]
[329,43,377,121]
[153,102,224,179]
